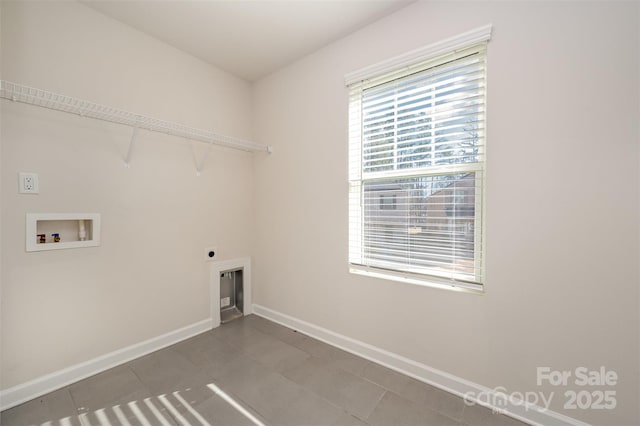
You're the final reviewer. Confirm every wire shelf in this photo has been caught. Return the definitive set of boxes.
[0,80,271,153]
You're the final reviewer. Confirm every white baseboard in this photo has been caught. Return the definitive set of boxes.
[252,304,589,426]
[0,319,212,411]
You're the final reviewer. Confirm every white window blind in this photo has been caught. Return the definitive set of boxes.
[348,37,488,291]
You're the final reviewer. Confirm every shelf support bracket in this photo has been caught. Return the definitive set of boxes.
[190,139,212,176]
[124,122,139,168]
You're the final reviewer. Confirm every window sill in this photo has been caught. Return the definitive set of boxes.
[349,265,484,295]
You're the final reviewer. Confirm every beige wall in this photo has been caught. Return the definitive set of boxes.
[1,1,254,388]
[252,2,639,425]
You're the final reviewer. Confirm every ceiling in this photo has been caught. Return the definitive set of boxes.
[82,0,415,82]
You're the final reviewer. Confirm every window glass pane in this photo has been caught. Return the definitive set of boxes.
[362,173,479,281]
[361,52,485,175]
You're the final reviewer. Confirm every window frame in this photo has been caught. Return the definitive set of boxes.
[346,26,492,293]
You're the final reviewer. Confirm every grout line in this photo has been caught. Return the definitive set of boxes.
[65,381,85,417]
[362,389,387,423]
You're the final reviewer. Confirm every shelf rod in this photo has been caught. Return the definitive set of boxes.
[0,80,272,154]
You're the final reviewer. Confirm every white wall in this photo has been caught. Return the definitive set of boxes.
[252,2,640,425]
[1,1,254,388]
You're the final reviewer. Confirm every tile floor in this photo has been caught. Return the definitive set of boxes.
[1,315,528,426]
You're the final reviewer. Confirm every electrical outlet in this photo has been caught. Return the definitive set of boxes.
[204,246,217,261]
[18,172,39,194]
[221,297,231,308]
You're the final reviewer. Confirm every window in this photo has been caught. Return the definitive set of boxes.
[347,27,491,291]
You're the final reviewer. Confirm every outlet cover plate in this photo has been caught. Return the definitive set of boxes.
[18,172,39,194]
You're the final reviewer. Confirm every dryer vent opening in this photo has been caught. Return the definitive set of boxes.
[220,268,243,324]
